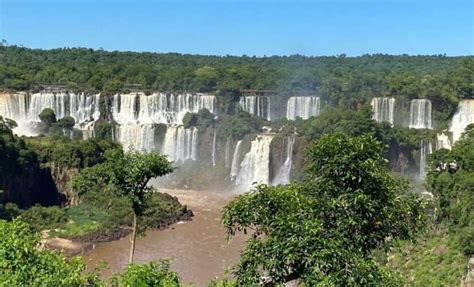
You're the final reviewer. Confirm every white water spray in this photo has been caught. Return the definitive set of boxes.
[286,96,320,120]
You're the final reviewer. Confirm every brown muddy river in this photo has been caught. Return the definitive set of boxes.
[84,189,246,286]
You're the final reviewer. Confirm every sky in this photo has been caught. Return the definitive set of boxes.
[0,0,472,56]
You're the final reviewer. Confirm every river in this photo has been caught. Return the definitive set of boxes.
[84,189,246,286]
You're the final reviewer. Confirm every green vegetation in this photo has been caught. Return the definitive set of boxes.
[71,149,174,262]
[182,108,215,131]
[25,135,120,170]
[0,219,102,286]
[110,260,181,287]
[0,219,187,286]
[222,133,426,285]
[1,46,471,127]
[383,126,474,286]
[0,116,59,207]
[217,111,264,140]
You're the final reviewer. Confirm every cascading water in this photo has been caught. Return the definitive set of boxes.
[0,92,100,135]
[371,97,395,125]
[211,130,217,166]
[224,136,232,168]
[450,99,474,143]
[239,96,271,120]
[419,140,433,180]
[286,96,320,120]
[436,133,452,150]
[110,92,214,153]
[162,126,198,162]
[230,140,243,180]
[111,92,215,125]
[272,136,294,185]
[235,134,274,190]
[0,91,213,159]
[409,99,432,129]
[117,124,157,152]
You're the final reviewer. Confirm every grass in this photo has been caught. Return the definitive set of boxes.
[49,204,108,238]
[385,227,467,286]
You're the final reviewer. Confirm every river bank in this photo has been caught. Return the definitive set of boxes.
[83,189,246,287]
[43,192,194,256]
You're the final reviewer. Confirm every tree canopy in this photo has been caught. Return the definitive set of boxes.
[222,133,426,285]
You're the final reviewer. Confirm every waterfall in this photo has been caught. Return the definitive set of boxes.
[371,97,395,125]
[112,92,216,125]
[162,126,198,162]
[450,99,474,143]
[224,136,232,168]
[409,99,432,129]
[235,134,274,190]
[0,92,101,135]
[286,96,320,120]
[436,133,452,150]
[211,130,217,166]
[239,96,271,120]
[419,140,433,180]
[272,136,295,185]
[116,124,157,152]
[230,140,243,180]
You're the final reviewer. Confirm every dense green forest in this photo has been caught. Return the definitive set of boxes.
[1,45,472,103]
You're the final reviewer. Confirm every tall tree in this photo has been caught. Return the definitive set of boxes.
[222,133,426,285]
[71,149,173,263]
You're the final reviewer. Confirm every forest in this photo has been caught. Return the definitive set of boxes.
[1,45,472,102]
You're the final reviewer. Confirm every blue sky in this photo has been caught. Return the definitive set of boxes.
[1,0,472,56]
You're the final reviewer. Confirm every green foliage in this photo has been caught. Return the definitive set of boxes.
[386,228,467,286]
[0,219,102,286]
[385,126,474,285]
[2,46,469,109]
[93,119,117,141]
[20,205,67,231]
[110,260,181,287]
[26,136,120,169]
[56,116,75,129]
[72,149,173,215]
[139,192,188,230]
[217,111,263,140]
[453,57,474,99]
[182,112,198,128]
[183,109,215,131]
[222,133,426,285]
[0,117,49,207]
[426,127,474,256]
[39,108,57,126]
[0,203,22,220]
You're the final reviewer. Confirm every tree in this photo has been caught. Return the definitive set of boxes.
[222,133,426,285]
[56,116,75,129]
[39,108,57,126]
[110,260,180,287]
[0,219,101,286]
[71,149,173,263]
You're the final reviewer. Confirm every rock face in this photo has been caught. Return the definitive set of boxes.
[1,165,63,208]
[463,257,474,287]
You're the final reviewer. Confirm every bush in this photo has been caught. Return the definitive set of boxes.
[110,260,181,287]
[39,108,57,126]
[182,112,198,128]
[20,205,67,231]
[0,219,101,286]
[56,116,75,129]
